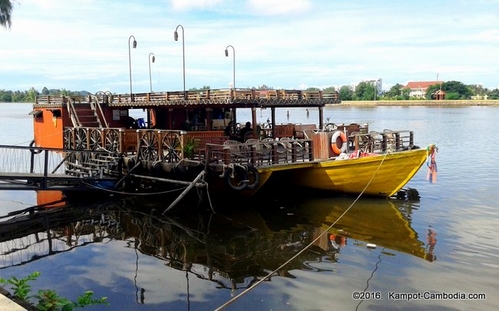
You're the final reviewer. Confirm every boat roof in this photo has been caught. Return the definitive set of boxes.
[34,88,340,109]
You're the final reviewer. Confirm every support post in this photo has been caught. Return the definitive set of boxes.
[163,170,206,214]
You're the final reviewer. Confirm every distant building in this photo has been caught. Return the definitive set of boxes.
[404,81,442,98]
[434,89,446,100]
[364,78,382,94]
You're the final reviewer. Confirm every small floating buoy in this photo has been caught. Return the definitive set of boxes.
[366,243,377,249]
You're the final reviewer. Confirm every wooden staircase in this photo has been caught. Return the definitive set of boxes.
[66,96,108,128]
[73,103,100,127]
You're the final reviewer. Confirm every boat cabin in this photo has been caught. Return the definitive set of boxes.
[32,89,341,157]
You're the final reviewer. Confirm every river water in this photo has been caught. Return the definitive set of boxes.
[0,102,497,311]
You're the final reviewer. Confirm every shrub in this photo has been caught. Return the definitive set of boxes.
[1,272,108,311]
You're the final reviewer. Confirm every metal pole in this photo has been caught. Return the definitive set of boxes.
[128,35,137,101]
[148,52,155,92]
[174,25,186,98]
[225,45,235,90]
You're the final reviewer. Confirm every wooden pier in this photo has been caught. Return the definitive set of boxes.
[0,144,118,191]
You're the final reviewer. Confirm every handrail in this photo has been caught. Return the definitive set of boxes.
[349,130,416,153]
[91,95,108,128]
[65,96,81,127]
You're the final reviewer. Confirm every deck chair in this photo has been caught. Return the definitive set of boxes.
[223,140,245,161]
[246,138,271,164]
[276,137,293,162]
[279,137,307,161]
[383,129,397,151]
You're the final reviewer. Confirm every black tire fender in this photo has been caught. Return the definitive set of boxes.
[225,165,249,191]
[245,165,260,190]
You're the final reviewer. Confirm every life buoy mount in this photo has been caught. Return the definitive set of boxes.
[331,131,347,155]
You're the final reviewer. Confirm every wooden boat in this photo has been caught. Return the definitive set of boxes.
[30,88,427,202]
[279,145,426,197]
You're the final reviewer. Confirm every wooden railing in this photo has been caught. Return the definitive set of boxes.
[35,89,340,106]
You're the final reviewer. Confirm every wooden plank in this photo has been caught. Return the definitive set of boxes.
[312,132,330,160]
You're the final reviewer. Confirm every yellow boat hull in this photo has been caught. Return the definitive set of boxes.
[289,148,427,197]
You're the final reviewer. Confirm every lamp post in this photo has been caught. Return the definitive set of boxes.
[174,24,185,98]
[224,45,235,90]
[128,35,137,101]
[148,52,156,92]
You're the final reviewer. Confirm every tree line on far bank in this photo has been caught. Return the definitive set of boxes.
[0,87,86,103]
[339,80,499,101]
[2,81,499,103]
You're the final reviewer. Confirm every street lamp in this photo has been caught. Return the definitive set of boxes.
[148,52,156,92]
[224,45,235,90]
[174,24,185,98]
[128,35,137,101]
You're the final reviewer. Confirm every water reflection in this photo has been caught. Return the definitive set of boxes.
[0,191,435,278]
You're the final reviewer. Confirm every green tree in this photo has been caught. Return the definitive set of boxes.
[354,81,375,100]
[384,83,405,99]
[488,88,499,100]
[59,89,71,96]
[0,90,13,102]
[41,87,50,95]
[188,86,210,91]
[11,90,24,102]
[26,87,38,102]
[445,81,473,99]
[400,87,411,100]
[0,0,13,29]
[338,85,353,101]
[445,92,460,100]
[306,87,320,91]
[255,85,272,90]
[426,81,472,99]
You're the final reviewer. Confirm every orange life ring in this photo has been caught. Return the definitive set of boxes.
[331,131,347,155]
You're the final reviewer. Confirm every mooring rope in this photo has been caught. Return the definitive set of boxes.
[355,247,385,311]
[81,180,189,196]
[203,182,217,214]
[214,153,388,311]
[13,129,63,147]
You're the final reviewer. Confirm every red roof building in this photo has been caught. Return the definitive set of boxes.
[404,81,442,98]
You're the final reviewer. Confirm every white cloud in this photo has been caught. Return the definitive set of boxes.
[1,0,499,93]
[170,0,224,10]
[246,0,312,15]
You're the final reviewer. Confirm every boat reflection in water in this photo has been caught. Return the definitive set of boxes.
[0,190,435,298]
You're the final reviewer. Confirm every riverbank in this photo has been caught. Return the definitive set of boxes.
[0,288,29,311]
[338,99,499,106]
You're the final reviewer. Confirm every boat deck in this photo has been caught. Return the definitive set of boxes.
[34,88,341,108]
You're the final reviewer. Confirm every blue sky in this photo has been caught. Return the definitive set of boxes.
[1,0,499,94]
